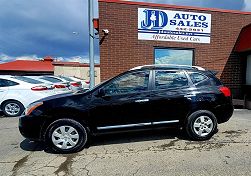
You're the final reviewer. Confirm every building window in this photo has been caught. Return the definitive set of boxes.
[154,48,194,66]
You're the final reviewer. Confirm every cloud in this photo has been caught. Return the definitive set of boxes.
[0,54,16,63]
[0,0,249,65]
[243,0,251,11]
[155,50,193,65]
[0,53,99,64]
[131,0,247,11]
[57,55,100,64]
[0,0,99,58]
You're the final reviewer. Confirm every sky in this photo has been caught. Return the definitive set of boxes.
[0,0,251,64]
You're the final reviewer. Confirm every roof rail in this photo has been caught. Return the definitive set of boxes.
[130,64,205,71]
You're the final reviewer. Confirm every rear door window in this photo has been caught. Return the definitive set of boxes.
[155,71,188,89]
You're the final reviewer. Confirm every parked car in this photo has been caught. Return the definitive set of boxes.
[0,76,56,117]
[19,65,233,153]
[26,76,72,94]
[42,75,82,92]
[57,75,85,90]
[67,76,90,89]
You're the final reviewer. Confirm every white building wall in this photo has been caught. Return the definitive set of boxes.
[54,66,100,85]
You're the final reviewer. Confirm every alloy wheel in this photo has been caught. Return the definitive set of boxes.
[4,103,21,116]
[193,116,213,137]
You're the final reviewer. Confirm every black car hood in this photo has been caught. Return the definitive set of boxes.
[38,91,90,102]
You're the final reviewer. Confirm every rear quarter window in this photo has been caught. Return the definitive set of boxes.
[188,72,208,84]
[13,76,43,84]
[188,72,222,87]
[0,79,19,87]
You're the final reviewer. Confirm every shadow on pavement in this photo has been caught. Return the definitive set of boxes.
[20,139,45,152]
[89,128,187,147]
[20,128,188,153]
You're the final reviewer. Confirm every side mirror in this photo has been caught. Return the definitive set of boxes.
[95,88,105,97]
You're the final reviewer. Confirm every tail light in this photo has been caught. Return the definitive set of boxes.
[71,82,81,87]
[54,84,66,88]
[31,86,48,91]
[85,80,90,84]
[219,87,231,97]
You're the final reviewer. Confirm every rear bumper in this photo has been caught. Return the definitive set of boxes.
[214,103,234,124]
[19,115,43,141]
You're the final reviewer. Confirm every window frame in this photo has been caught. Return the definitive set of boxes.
[154,47,195,66]
[101,70,152,96]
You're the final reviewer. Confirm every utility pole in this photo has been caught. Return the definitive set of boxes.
[88,0,95,88]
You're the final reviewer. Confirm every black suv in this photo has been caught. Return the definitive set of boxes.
[19,65,233,153]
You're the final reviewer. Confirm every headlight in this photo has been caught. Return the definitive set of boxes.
[25,102,43,115]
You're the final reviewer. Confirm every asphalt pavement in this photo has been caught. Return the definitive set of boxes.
[0,109,250,176]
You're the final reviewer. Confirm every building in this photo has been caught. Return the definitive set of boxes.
[0,56,101,84]
[53,62,100,85]
[98,0,251,100]
[0,56,54,75]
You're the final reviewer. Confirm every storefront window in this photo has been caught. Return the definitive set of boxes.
[154,48,194,66]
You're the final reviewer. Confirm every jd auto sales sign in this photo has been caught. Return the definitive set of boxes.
[138,8,211,43]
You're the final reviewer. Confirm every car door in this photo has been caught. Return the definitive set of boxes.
[89,70,153,132]
[150,70,192,125]
[0,79,12,102]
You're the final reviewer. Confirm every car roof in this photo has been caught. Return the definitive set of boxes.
[130,64,205,71]
[0,75,16,78]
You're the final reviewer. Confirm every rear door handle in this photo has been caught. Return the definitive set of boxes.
[135,99,149,103]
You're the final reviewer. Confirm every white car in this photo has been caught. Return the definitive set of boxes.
[0,75,57,117]
[68,76,90,89]
[26,76,72,94]
[51,75,83,92]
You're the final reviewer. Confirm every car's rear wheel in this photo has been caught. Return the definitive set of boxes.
[185,110,217,140]
[46,119,87,153]
[2,100,24,117]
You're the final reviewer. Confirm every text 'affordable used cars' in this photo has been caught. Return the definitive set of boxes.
[19,65,234,153]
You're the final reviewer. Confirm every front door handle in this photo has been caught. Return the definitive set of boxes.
[135,99,149,103]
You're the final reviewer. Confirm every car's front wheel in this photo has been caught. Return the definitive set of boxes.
[46,119,88,153]
[185,110,217,141]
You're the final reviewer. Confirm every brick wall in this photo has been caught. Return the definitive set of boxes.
[99,0,251,98]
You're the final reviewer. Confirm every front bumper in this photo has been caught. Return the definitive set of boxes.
[19,115,44,141]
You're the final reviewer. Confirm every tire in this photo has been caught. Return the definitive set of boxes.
[46,119,88,153]
[185,110,217,141]
[2,100,25,117]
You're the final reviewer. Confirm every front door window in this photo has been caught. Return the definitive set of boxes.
[103,71,150,95]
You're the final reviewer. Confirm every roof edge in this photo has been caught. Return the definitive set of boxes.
[53,62,100,67]
[99,0,251,15]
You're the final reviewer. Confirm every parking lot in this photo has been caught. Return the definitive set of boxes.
[0,110,250,176]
